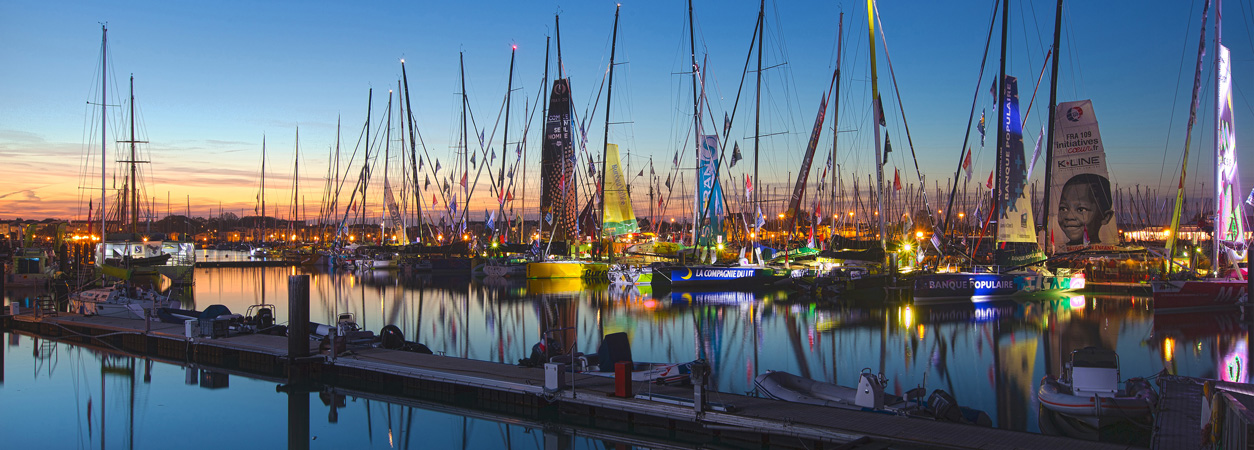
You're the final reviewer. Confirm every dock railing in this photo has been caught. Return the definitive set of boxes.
[1204,385,1254,448]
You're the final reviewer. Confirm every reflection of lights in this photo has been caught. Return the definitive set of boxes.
[1164,336,1176,363]
[1222,340,1248,382]
[643,299,656,309]
[900,306,914,329]
[917,323,926,340]
[1069,295,1086,309]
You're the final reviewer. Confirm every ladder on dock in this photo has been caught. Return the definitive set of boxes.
[35,296,57,317]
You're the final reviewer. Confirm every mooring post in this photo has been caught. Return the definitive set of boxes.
[287,387,310,450]
[288,275,311,359]
[691,360,709,416]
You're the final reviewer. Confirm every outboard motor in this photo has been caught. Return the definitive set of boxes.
[597,332,633,372]
[380,325,405,350]
[255,307,274,328]
[927,389,963,423]
[854,369,886,410]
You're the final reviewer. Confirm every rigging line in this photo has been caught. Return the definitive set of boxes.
[942,0,1000,238]
[1159,0,1202,192]
[872,1,936,224]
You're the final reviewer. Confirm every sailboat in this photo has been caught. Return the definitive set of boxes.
[915,0,1083,302]
[648,0,787,291]
[1153,0,1249,311]
[89,27,195,286]
[526,15,608,280]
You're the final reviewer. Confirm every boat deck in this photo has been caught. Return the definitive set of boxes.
[3,309,1135,449]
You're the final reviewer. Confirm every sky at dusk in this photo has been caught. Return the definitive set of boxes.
[1,0,1250,224]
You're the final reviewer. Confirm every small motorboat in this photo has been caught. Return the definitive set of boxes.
[755,369,992,426]
[69,282,174,320]
[1037,347,1157,422]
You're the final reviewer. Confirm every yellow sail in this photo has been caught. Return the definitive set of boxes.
[602,143,639,236]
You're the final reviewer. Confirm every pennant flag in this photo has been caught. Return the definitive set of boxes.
[664,174,672,189]
[433,194,439,206]
[723,112,731,136]
[479,129,485,146]
[491,148,497,162]
[730,141,742,168]
[418,156,424,170]
[460,171,468,187]
[1025,124,1045,180]
[424,175,430,189]
[579,124,588,147]
[450,194,458,216]
[672,151,679,165]
[745,174,753,198]
[545,212,553,224]
[985,169,994,189]
[755,205,766,229]
[649,164,655,176]
[636,168,644,177]
[962,147,973,182]
[588,159,596,177]
[471,153,477,168]
[507,189,514,201]
[930,233,942,252]
[1246,187,1254,206]
[486,209,496,230]
[657,196,663,208]
[882,132,893,165]
[990,81,996,102]
[978,108,986,147]
[814,204,823,225]
[435,159,441,172]
[875,96,886,126]
[893,168,902,191]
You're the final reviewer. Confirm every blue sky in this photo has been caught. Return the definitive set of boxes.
[0,0,1249,223]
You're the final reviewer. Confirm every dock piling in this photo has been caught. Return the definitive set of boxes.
[691,360,709,415]
[288,275,310,360]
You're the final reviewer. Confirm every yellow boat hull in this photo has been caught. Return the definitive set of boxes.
[526,261,609,279]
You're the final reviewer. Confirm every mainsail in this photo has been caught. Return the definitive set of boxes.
[994,75,1043,267]
[1215,44,1247,255]
[602,143,639,236]
[695,135,725,246]
[785,93,829,219]
[1048,99,1119,253]
[540,79,577,242]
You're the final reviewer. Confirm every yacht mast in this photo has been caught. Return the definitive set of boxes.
[600,4,621,258]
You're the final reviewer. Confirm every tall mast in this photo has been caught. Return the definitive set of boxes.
[993,0,1009,254]
[128,76,137,233]
[400,61,422,244]
[688,0,700,248]
[867,0,886,256]
[1213,0,1222,274]
[501,45,516,242]
[829,13,843,249]
[753,0,763,262]
[1040,0,1063,250]
[460,52,469,231]
[261,137,266,243]
[362,89,372,237]
[600,4,621,257]
[383,90,392,246]
[100,25,108,238]
[535,35,549,242]
[293,127,299,240]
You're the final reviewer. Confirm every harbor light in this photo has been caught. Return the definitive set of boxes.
[915,231,924,240]
[902,243,912,252]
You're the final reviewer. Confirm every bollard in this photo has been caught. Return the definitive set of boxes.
[614,361,633,398]
[9,301,16,316]
[288,275,311,359]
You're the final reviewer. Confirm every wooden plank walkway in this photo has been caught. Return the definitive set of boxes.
[1152,376,1203,450]
[4,311,1136,449]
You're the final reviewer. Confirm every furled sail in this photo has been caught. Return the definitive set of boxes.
[695,135,725,246]
[1215,45,1247,255]
[383,178,407,243]
[995,75,1044,267]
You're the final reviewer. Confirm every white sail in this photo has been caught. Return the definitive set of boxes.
[1048,100,1119,252]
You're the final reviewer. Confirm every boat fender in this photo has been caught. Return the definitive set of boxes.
[380,325,405,350]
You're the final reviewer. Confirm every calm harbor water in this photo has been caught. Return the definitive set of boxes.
[2,250,1248,447]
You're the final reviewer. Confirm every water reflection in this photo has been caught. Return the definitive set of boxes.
[3,255,1249,441]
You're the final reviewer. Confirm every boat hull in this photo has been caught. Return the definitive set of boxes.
[1151,279,1248,311]
[1037,376,1155,419]
[913,272,1084,302]
[526,261,608,279]
[651,265,785,290]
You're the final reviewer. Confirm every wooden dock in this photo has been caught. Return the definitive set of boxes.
[1151,376,1203,449]
[2,309,1135,449]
